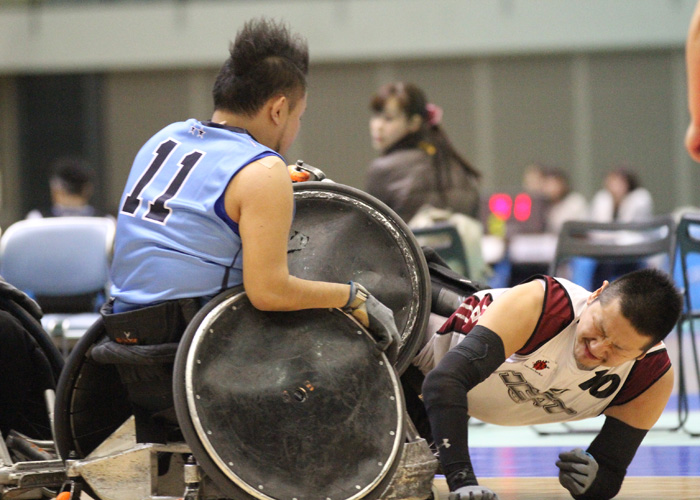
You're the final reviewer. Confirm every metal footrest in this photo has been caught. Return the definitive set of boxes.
[379,437,439,500]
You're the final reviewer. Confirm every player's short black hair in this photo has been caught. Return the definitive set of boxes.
[212,17,309,116]
[599,268,682,349]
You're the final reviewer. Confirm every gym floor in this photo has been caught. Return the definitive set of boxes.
[432,476,700,500]
[433,406,700,499]
[73,322,700,500]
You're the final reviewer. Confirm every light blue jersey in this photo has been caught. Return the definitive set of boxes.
[110,119,282,309]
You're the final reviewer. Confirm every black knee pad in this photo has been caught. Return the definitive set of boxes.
[422,325,505,410]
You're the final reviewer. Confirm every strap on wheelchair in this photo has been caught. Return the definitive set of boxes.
[100,298,200,346]
[423,246,484,317]
[95,298,202,443]
[94,297,200,365]
[90,338,179,365]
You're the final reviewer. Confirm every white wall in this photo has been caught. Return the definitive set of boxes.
[0,0,696,73]
[1,0,699,223]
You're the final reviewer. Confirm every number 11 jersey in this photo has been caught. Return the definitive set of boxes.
[110,119,282,308]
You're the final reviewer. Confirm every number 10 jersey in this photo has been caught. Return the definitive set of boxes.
[418,275,671,426]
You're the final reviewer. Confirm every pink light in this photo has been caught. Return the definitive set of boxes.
[513,193,532,221]
[489,193,512,221]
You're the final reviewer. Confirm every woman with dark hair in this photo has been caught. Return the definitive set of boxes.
[541,166,588,234]
[589,165,654,285]
[590,166,653,223]
[366,82,481,223]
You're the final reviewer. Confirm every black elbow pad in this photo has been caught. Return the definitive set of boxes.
[574,416,647,500]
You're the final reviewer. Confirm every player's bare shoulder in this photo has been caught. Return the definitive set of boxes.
[501,279,546,310]
[478,279,545,356]
[225,155,291,221]
[255,155,286,170]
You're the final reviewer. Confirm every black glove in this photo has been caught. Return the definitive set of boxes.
[449,485,500,500]
[344,282,401,364]
[556,448,599,497]
[0,276,43,320]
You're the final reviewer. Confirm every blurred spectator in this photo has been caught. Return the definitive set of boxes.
[590,166,653,223]
[522,162,546,196]
[26,157,104,219]
[589,165,653,284]
[366,82,481,223]
[541,166,589,234]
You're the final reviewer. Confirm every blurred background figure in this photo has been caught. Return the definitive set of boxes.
[365,82,491,281]
[521,162,547,196]
[366,82,490,282]
[590,165,653,223]
[540,166,589,234]
[26,157,104,219]
[589,165,654,285]
[366,81,481,223]
[591,165,654,222]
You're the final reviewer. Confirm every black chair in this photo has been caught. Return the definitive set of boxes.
[674,212,700,436]
[533,216,677,436]
[549,216,676,282]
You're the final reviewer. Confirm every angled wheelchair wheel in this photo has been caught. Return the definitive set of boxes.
[291,182,431,375]
[0,296,64,441]
[53,318,131,460]
[0,296,64,379]
[173,287,405,500]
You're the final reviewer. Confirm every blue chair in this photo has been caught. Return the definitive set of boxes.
[0,217,115,354]
[674,212,700,435]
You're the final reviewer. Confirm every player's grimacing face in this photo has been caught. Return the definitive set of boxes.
[574,297,650,370]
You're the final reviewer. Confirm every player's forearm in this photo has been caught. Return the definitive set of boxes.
[687,2,700,125]
[580,416,647,500]
[688,59,700,126]
[245,272,351,312]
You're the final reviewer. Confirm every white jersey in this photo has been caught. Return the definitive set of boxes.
[414,275,671,426]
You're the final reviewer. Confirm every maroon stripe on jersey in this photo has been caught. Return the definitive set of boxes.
[607,349,672,407]
[437,293,494,336]
[516,275,576,355]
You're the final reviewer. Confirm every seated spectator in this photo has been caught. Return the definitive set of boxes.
[521,162,546,196]
[541,166,589,234]
[589,165,654,284]
[590,165,653,223]
[27,157,105,219]
[366,82,481,223]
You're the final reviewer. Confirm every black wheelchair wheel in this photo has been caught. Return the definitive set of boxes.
[173,287,406,500]
[53,318,131,461]
[290,182,432,375]
[0,297,64,379]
